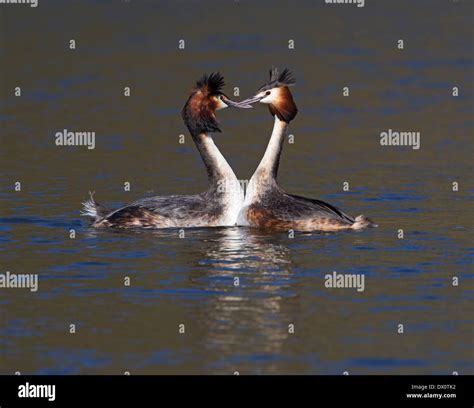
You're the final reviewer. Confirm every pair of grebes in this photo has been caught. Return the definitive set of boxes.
[82,68,375,232]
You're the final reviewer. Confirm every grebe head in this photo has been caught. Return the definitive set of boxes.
[182,72,251,135]
[238,67,298,123]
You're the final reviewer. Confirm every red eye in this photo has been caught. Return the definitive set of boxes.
[265,91,271,95]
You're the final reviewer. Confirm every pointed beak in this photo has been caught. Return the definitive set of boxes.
[233,94,265,106]
[221,95,254,109]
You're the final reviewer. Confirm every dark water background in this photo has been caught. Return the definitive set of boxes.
[0,0,473,374]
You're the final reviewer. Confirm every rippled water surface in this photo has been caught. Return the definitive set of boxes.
[0,0,473,374]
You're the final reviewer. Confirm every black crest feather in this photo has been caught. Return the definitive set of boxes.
[258,67,296,92]
[276,67,296,86]
[195,72,225,95]
[182,72,224,136]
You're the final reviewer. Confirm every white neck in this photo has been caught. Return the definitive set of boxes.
[255,116,288,179]
[196,133,244,225]
[242,117,288,206]
[197,133,238,182]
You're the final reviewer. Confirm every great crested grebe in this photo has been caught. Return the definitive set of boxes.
[81,73,250,229]
[236,67,376,232]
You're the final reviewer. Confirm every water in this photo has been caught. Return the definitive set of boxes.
[0,0,473,374]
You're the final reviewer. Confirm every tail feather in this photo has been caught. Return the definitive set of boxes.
[80,191,111,221]
[351,214,378,230]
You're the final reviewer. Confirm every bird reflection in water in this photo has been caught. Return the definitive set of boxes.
[192,227,301,374]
